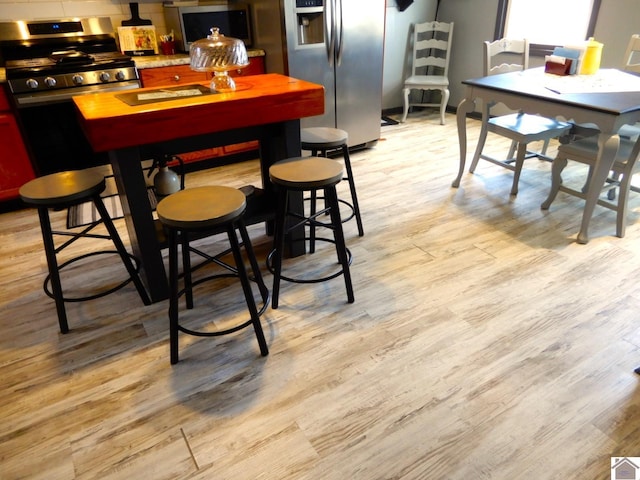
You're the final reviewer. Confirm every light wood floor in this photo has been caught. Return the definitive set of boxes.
[2,110,640,480]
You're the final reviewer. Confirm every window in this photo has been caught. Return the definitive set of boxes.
[495,0,601,56]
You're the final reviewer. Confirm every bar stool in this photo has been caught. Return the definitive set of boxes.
[19,170,151,334]
[156,186,269,364]
[301,127,365,244]
[267,156,355,309]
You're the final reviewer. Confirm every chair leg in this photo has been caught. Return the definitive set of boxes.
[401,88,410,123]
[92,195,151,306]
[325,186,354,304]
[37,207,69,334]
[541,154,568,210]
[510,142,528,196]
[507,140,518,161]
[341,144,364,237]
[540,138,551,156]
[616,174,631,238]
[227,222,269,356]
[440,88,450,126]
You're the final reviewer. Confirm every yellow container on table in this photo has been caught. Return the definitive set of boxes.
[581,37,603,74]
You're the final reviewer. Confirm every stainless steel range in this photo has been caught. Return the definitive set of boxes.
[0,17,141,174]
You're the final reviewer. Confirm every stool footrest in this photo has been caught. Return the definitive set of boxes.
[266,237,352,284]
[44,250,142,303]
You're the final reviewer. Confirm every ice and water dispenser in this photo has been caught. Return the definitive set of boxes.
[296,0,324,46]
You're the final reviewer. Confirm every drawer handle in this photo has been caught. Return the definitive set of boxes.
[173,75,180,82]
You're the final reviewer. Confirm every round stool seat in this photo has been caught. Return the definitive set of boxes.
[269,156,343,190]
[157,186,246,230]
[20,170,105,206]
[301,127,349,150]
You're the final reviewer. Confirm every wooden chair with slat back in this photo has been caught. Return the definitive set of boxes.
[401,21,453,125]
[624,34,640,74]
[618,34,640,140]
[468,38,572,195]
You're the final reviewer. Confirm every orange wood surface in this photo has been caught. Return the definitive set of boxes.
[138,57,266,88]
[139,65,209,87]
[74,74,325,152]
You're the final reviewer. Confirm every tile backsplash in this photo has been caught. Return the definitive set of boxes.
[0,1,170,36]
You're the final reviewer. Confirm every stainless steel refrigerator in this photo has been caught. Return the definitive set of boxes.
[247,0,385,148]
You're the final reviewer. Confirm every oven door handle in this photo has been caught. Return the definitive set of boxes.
[13,81,141,107]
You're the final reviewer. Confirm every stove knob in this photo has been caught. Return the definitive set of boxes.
[115,71,126,81]
[44,77,57,88]
[26,79,39,89]
[99,72,111,82]
[72,74,84,85]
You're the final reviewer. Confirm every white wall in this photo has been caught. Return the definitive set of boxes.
[4,0,634,113]
[0,1,169,33]
[438,0,640,110]
[382,0,436,109]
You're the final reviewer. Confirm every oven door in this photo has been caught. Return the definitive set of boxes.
[13,81,140,175]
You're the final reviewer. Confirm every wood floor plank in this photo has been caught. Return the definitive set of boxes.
[1,110,640,479]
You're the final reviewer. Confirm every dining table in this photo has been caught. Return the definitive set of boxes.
[453,68,640,244]
[73,73,325,303]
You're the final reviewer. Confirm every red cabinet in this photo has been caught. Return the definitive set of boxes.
[0,87,35,201]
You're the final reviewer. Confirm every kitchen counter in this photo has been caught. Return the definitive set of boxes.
[133,48,265,69]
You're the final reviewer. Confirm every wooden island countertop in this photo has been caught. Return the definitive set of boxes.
[73,73,324,152]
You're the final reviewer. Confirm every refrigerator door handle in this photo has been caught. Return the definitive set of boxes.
[324,0,336,66]
[336,0,344,66]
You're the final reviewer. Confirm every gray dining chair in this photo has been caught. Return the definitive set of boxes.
[469,38,571,195]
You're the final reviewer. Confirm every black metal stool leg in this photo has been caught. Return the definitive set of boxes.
[168,228,181,365]
[37,207,69,333]
[92,195,151,306]
[237,219,270,304]
[181,231,194,309]
[227,222,269,356]
[341,145,364,237]
[325,186,355,303]
[309,189,318,253]
[271,187,288,309]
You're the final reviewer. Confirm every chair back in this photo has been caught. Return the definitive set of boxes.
[410,21,454,79]
[623,34,640,74]
[484,38,529,76]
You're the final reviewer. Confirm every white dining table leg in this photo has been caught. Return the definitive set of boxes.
[453,96,476,187]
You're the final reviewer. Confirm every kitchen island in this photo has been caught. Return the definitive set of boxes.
[73,73,324,302]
